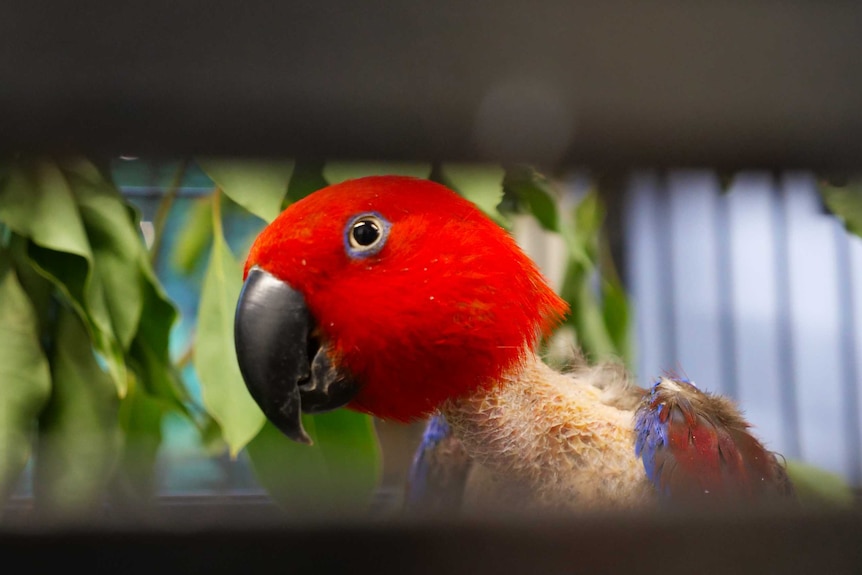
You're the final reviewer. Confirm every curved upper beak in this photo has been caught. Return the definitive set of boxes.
[234,267,359,444]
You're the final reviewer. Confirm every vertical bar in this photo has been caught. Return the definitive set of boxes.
[714,183,739,399]
[726,175,786,456]
[655,176,678,374]
[665,171,726,393]
[834,223,862,485]
[771,183,802,459]
[624,172,664,386]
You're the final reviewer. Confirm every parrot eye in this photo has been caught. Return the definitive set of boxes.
[352,220,380,246]
[345,213,390,258]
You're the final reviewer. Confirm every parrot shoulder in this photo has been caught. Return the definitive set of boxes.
[442,355,654,511]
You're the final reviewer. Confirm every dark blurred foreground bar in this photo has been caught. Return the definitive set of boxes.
[2,504,862,575]
[2,1,862,172]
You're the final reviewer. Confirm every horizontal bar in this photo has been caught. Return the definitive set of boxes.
[2,507,862,574]
[3,1,862,172]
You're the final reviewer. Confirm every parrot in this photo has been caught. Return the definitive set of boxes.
[233,175,796,514]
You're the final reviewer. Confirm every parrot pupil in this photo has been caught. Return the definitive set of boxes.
[352,221,380,246]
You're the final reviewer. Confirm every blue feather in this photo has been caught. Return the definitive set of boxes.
[405,413,453,507]
[634,380,667,489]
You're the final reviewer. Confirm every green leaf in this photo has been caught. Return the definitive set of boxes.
[441,163,507,225]
[323,161,431,185]
[785,459,857,509]
[0,158,129,395]
[8,234,56,336]
[32,241,130,397]
[500,167,632,365]
[170,196,214,275]
[571,190,605,253]
[503,166,561,232]
[246,410,381,514]
[0,251,52,506]
[113,373,167,503]
[0,159,92,260]
[67,162,146,351]
[127,266,186,411]
[287,160,329,204]
[120,195,185,410]
[561,268,619,362]
[34,305,121,516]
[601,278,634,367]
[197,158,294,223]
[194,196,265,456]
[310,410,381,502]
[70,161,184,412]
[820,182,862,238]
[247,420,324,512]
[555,190,625,363]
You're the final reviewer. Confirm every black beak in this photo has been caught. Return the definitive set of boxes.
[234,267,359,444]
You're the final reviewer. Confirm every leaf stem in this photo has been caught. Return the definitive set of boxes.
[211,187,224,239]
[149,159,190,268]
[598,226,623,287]
[175,338,195,369]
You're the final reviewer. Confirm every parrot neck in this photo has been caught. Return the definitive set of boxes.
[440,354,654,510]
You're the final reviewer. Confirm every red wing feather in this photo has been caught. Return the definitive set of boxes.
[634,377,795,506]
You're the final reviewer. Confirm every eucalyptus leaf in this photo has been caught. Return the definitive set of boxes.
[560,267,619,362]
[197,158,294,223]
[68,166,146,350]
[307,409,381,505]
[0,252,52,506]
[0,158,129,395]
[556,189,625,363]
[503,166,561,232]
[441,163,507,225]
[113,373,167,503]
[820,182,862,238]
[62,159,178,408]
[246,410,381,514]
[553,191,600,274]
[601,278,634,367]
[0,159,92,260]
[8,234,55,337]
[572,190,605,251]
[35,306,121,517]
[127,271,186,412]
[502,168,631,364]
[323,161,431,185]
[246,419,325,513]
[170,196,214,276]
[287,160,329,204]
[124,196,186,410]
[194,201,265,457]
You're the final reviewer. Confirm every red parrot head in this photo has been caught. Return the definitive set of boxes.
[234,176,567,443]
